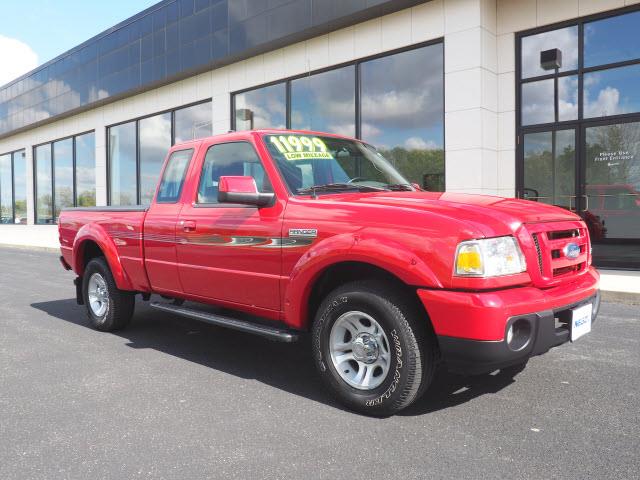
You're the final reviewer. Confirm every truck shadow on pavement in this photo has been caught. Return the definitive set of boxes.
[31,297,525,417]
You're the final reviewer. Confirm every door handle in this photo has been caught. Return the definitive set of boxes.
[180,220,196,232]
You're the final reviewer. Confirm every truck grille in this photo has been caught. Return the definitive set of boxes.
[521,221,589,287]
[531,233,543,275]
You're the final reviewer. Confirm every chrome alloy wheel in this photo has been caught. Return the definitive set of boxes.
[87,273,109,317]
[329,311,391,390]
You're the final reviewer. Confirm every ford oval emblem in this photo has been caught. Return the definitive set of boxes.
[564,242,580,259]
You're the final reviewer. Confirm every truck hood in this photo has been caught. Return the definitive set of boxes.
[317,191,580,237]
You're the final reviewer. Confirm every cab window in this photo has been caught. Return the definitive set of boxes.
[156,149,193,203]
[197,142,272,204]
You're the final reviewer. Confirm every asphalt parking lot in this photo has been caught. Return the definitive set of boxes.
[0,247,638,480]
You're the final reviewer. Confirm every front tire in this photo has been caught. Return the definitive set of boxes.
[312,281,437,416]
[82,258,135,331]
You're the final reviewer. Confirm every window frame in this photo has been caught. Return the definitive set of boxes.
[106,98,212,205]
[229,40,446,189]
[194,140,271,209]
[33,130,95,224]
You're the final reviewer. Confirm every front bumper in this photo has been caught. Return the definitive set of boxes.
[417,267,600,375]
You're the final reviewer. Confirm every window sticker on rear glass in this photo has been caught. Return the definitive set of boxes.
[269,135,334,160]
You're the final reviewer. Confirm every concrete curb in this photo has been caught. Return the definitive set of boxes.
[601,290,640,305]
[0,244,60,254]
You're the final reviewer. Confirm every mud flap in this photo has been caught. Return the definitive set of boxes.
[74,277,84,305]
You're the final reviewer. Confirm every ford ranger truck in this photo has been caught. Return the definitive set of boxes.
[58,130,600,416]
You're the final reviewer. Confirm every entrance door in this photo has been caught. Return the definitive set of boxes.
[522,128,578,210]
[581,119,640,268]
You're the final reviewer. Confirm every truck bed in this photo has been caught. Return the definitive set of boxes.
[59,206,150,292]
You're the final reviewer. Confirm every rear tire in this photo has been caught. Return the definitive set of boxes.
[82,257,135,331]
[312,280,437,416]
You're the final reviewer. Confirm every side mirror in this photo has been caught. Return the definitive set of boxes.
[217,176,275,207]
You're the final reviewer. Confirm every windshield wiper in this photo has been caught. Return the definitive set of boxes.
[385,183,415,191]
[297,183,386,197]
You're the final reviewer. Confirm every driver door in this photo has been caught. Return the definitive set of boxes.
[176,140,285,313]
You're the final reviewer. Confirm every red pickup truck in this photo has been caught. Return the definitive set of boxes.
[59,130,600,416]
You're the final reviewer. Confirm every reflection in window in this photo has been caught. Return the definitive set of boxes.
[234,83,286,131]
[360,44,444,191]
[290,66,355,136]
[585,122,640,242]
[0,154,12,224]
[521,26,578,79]
[75,133,96,207]
[522,79,554,125]
[558,75,578,122]
[139,113,171,204]
[523,130,575,209]
[109,122,137,205]
[157,149,193,203]
[53,138,74,220]
[584,64,640,118]
[35,144,53,224]
[13,151,27,224]
[174,101,212,143]
[584,11,640,68]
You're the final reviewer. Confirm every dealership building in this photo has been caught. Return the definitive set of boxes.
[0,0,639,271]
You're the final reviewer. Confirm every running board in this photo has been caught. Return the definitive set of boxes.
[149,302,298,342]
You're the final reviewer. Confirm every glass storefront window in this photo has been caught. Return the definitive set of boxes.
[361,44,444,191]
[558,75,579,121]
[174,102,212,143]
[584,64,640,118]
[518,8,640,269]
[53,138,74,221]
[75,133,96,207]
[108,101,213,205]
[0,154,12,224]
[290,66,355,136]
[585,121,640,265]
[522,79,555,125]
[35,144,53,224]
[234,83,286,130]
[139,112,171,204]
[523,130,575,209]
[13,151,27,224]
[109,122,137,205]
[521,26,579,79]
[584,10,640,67]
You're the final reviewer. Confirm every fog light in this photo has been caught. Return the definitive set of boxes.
[506,318,532,351]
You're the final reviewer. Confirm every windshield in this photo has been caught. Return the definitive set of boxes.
[263,134,413,195]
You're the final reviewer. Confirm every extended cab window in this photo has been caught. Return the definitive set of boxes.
[156,149,193,203]
[197,142,272,204]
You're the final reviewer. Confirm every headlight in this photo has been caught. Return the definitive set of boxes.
[455,236,526,277]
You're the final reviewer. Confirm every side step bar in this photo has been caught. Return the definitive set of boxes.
[149,302,299,343]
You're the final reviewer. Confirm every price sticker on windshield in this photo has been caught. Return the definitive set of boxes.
[269,135,334,160]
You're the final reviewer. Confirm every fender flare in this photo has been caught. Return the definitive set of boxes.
[72,223,134,291]
[283,232,442,329]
